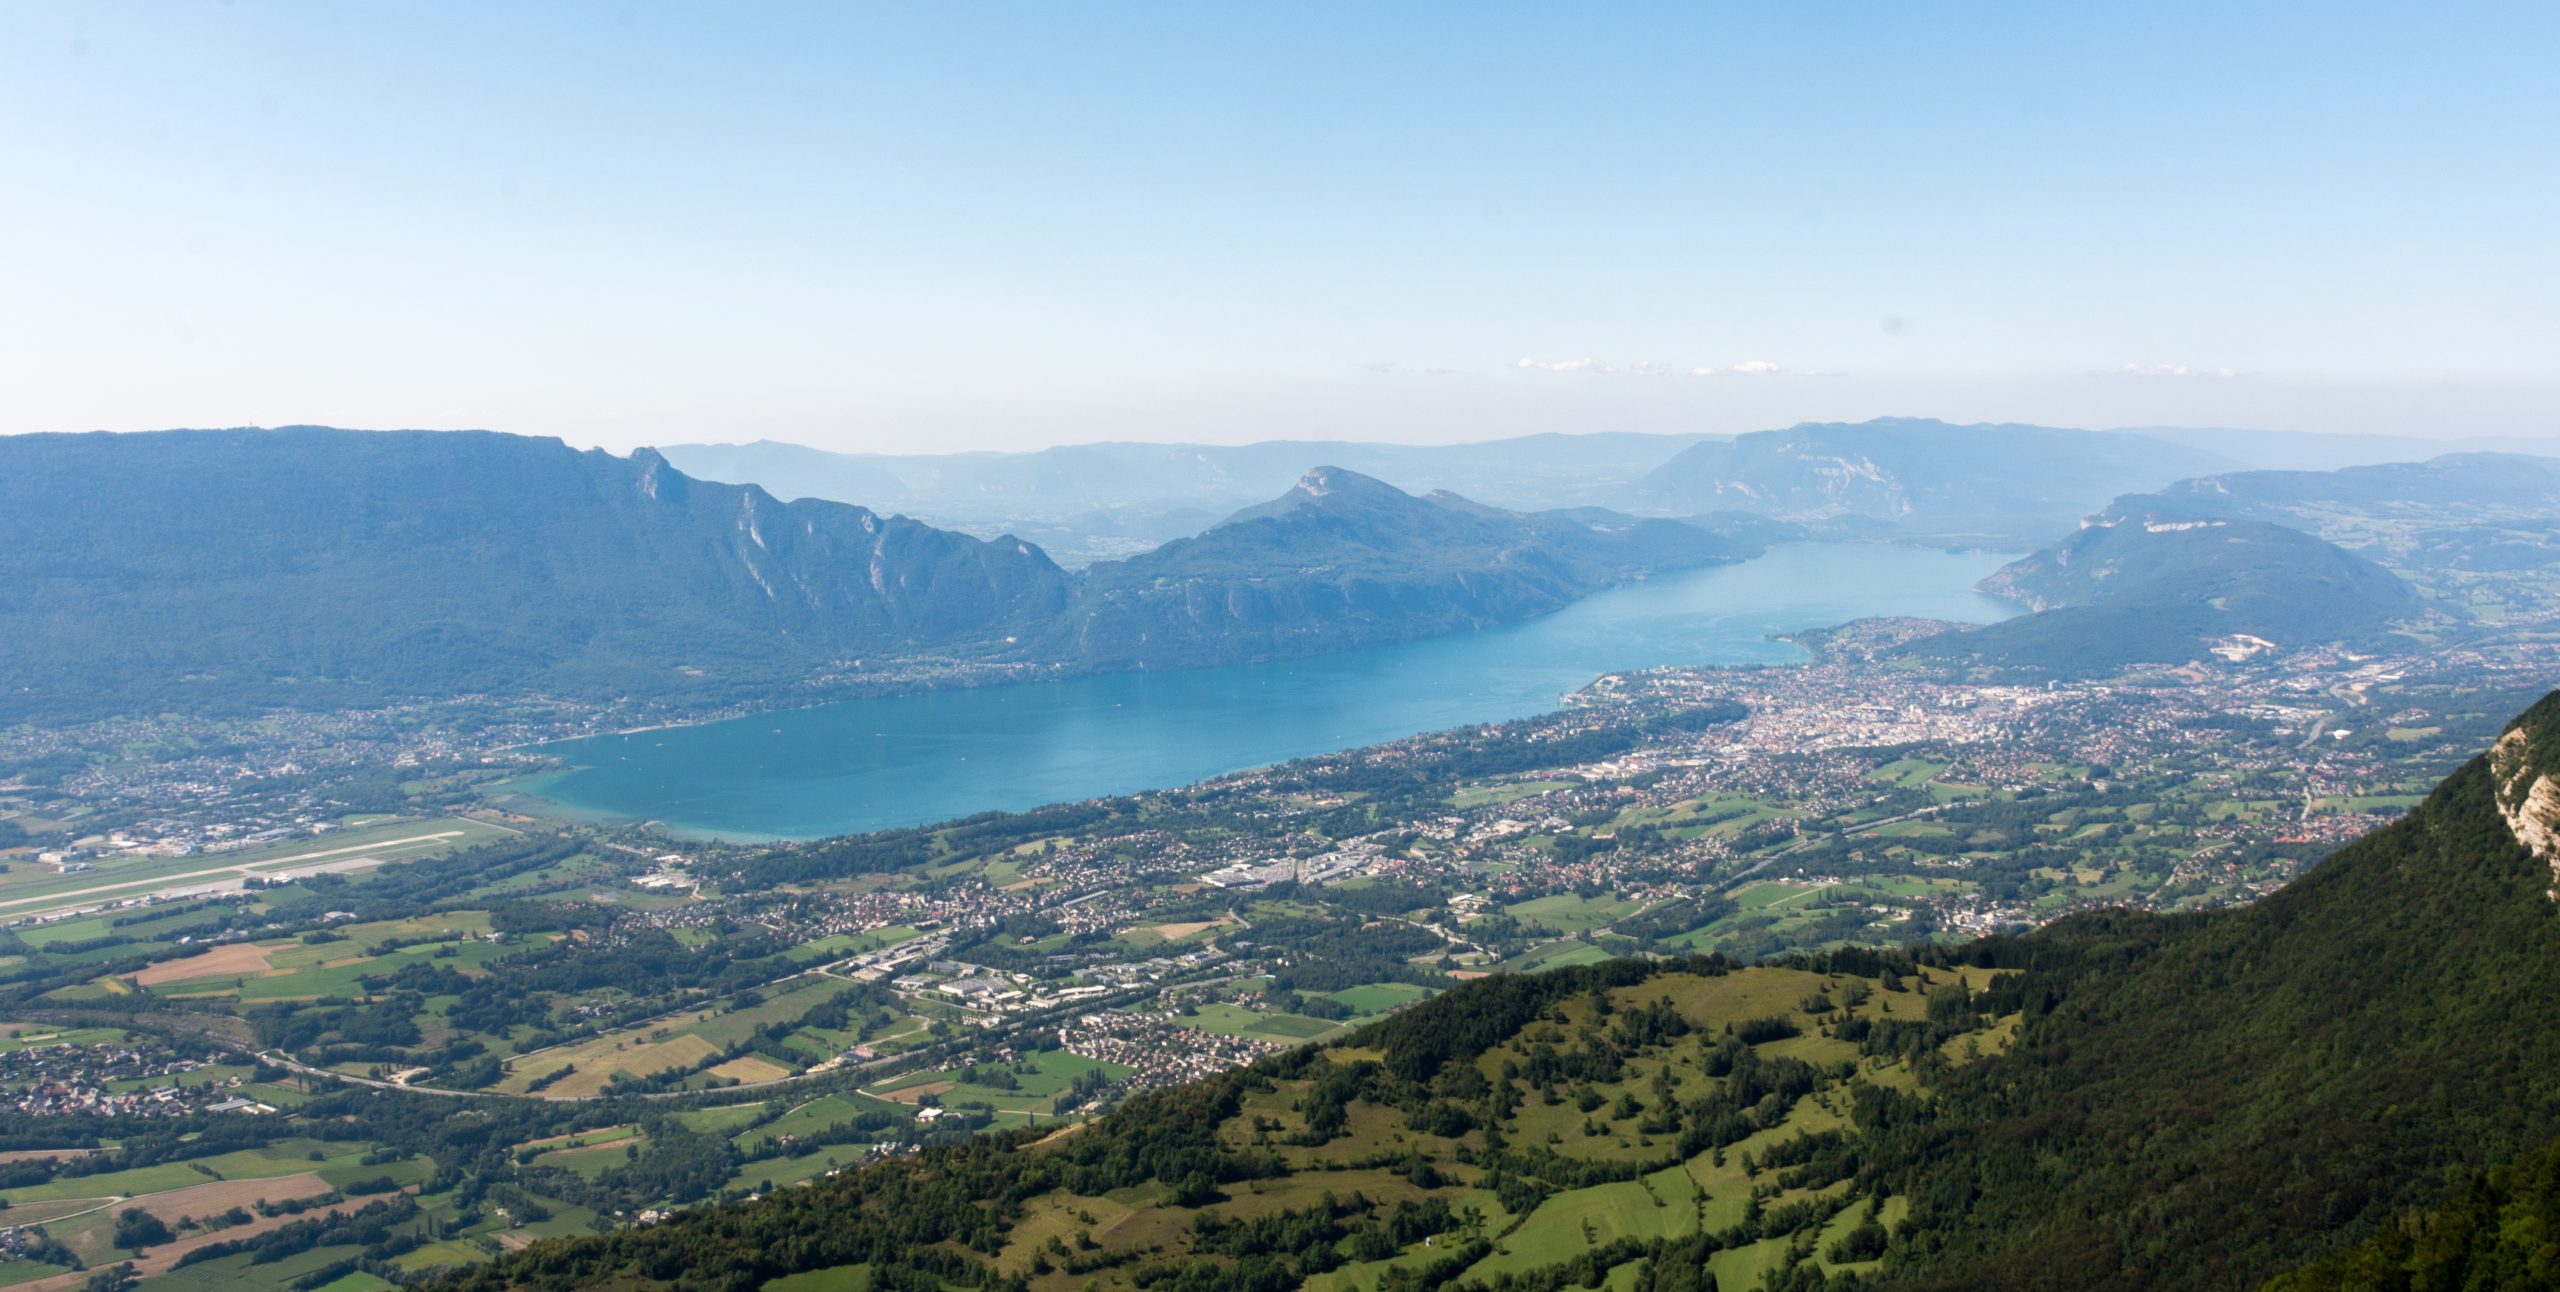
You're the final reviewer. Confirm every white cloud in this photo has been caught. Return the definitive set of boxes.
[1516,356,1604,372]
[1729,359,1782,375]
[2120,362,2239,379]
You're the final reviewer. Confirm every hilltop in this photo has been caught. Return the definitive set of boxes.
[1900,502,2426,674]
[1052,467,1752,667]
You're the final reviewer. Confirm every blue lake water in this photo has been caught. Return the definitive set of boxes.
[520,543,2018,841]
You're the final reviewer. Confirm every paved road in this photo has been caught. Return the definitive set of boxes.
[253,972,1202,1103]
[0,831,474,923]
[1720,803,1955,892]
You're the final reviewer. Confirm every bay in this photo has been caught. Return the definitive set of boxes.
[520,542,2017,841]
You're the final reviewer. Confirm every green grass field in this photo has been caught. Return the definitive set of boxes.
[1505,941,1616,973]
[1450,779,1577,808]
[1504,893,1641,933]
[1246,1014,1342,1039]
[1322,983,1431,1015]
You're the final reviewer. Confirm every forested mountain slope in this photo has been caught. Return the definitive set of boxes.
[1862,689,2560,1290]
[1899,502,2426,674]
[1051,467,1753,667]
[0,428,1071,722]
[2266,1134,2560,1291]
[443,692,2560,1292]
[0,433,1749,724]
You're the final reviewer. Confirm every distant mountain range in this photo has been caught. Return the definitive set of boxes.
[2117,425,2560,472]
[662,419,2528,562]
[659,432,1720,564]
[1903,501,2427,674]
[2152,451,2560,571]
[13,423,2540,720]
[1051,466,1754,668]
[1624,418,2232,546]
[1881,449,2560,676]
[0,430,1753,723]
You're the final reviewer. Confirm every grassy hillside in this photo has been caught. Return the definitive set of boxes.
[441,691,2560,1292]
[444,951,2021,1292]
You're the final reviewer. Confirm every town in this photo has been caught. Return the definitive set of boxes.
[0,616,2545,1283]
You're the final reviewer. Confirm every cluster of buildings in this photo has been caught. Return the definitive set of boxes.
[0,1041,274,1118]
[1053,1011,1281,1105]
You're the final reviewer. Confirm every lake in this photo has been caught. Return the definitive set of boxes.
[518,542,2018,841]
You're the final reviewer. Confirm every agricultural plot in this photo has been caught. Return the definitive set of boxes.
[1503,941,1618,973]
[881,1051,1134,1118]
[1116,917,1232,947]
[1180,1002,1350,1042]
[1241,1013,1340,1040]
[898,959,2028,1292]
[1732,880,1830,911]
[496,975,858,1095]
[785,924,924,963]
[1621,791,1792,841]
[1867,757,1950,788]
[1449,780,1577,809]
[1504,893,1641,933]
[220,935,516,1001]
[1320,982,1432,1015]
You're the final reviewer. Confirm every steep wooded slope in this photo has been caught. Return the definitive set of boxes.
[0,428,1070,721]
[1051,467,1752,667]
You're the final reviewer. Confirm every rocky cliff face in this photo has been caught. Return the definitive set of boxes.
[2490,718,2560,899]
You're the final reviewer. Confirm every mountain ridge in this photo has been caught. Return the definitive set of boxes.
[0,427,1074,722]
[1625,417,2232,544]
[1899,499,2427,674]
[0,432,1750,724]
[1047,465,1754,668]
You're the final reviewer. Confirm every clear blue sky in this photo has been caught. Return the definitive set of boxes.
[3,2,2554,451]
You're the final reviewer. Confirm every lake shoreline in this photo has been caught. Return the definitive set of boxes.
[509,543,2021,842]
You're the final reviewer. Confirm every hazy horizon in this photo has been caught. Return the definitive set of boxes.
[9,412,2557,462]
